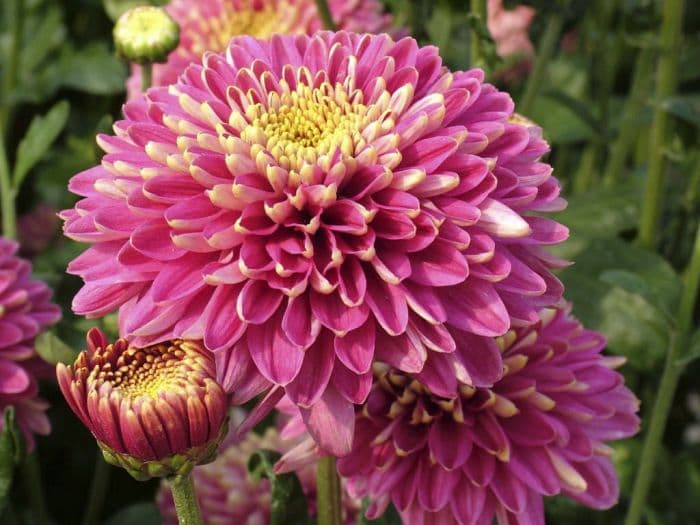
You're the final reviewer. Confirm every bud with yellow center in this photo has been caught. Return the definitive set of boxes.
[57,328,228,481]
[113,6,180,65]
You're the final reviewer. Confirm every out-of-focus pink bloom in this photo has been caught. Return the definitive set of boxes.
[333,306,640,524]
[63,32,567,456]
[18,205,60,257]
[57,328,228,479]
[0,238,60,448]
[127,0,394,98]
[487,0,535,58]
[157,419,359,525]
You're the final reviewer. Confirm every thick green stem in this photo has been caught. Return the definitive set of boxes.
[469,0,487,69]
[316,456,342,525]
[81,451,111,525]
[170,474,203,525]
[21,452,49,525]
[518,12,563,116]
[603,47,655,186]
[625,224,700,525]
[636,0,685,249]
[141,63,153,93]
[314,0,336,31]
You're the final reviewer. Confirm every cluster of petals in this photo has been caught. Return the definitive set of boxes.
[0,238,60,448]
[127,0,394,98]
[332,305,640,525]
[56,328,227,464]
[487,0,536,58]
[62,31,568,455]
[157,414,358,524]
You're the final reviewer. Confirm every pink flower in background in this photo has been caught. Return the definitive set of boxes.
[18,205,61,258]
[0,238,61,448]
[127,0,394,98]
[487,0,535,58]
[335,306,640,525]
[63,32,566,455]
[157,412,359,525]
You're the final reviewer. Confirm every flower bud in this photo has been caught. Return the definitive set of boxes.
[113,6,180,64]
[57,328,228,480]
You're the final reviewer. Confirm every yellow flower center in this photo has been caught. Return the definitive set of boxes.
[96,341,203,400]
[241,82,370,173]
[188,1,303,55]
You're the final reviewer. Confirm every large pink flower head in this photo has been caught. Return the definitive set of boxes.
[127,0,394,98]
[62,32,567,455]
[0,238,60,448]
[335,305,640,525]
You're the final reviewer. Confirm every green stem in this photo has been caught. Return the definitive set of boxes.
[684,152,700,212]
[469,0,487,69]
[573,142,600,194]
[0,125,15,239]
[21,452,49,525]
[141,63,153,93]
[316,456,342,525]
[625,223,700,525]
[603,46,655,186]
[81,451,111,525]
[314,0,336,31]
[170,474,203,525]
[636,0,685,250]
[518,12,563,116]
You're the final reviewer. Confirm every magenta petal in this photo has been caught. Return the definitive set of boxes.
[0,360,31,394]
[285,330,335,407]
[248,309,305,385]
[409,240,469,286]
[443,280,510,336]
[451,328,503,386]
[365,273,408,336]
[300,385,355,456]
[282,294,321,348]
[428,415,473,469]
[333,321,375,374]
[416,460,459,511]
[237,280,284,324]
[331,361,373,404]
[203,284,245,351]
[491,464,529,513]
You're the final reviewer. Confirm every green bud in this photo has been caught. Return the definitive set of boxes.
[113,6,180,64]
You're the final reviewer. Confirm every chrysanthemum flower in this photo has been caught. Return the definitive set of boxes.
[334,306,640,525]
[62,32,567,455]
[0,238,60,448]
[126,0,394,98]
[157,419,359,525]
[57,328,228,480]
[487,0,535,58]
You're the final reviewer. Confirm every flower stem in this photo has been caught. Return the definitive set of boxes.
[81,451,111,525]
[316,456,342,525]
[0,124,15,239]
[603,46,654,186]
[469,0,487,69]
[170,474,203,525]
[636,0,685,250]
[141,63,153,92]
[21,452,49,525]
[314,0,336,31]
[518,11,563,116]
[625,223,700,525]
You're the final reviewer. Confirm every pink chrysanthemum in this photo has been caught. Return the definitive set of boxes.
[487,0,535,58]
[62,32,567,455]
[127,0,394,98]
[333,306,640,525]
[0,238,61,448]
[157,415,359,525]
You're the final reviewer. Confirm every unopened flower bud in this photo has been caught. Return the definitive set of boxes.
[113,6,179,64]
[57,328,228,480]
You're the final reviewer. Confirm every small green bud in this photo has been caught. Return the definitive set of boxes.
[113,6,180,65]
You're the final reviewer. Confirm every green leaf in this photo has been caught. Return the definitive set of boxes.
[552,175,644,241]
[12,101,70,187]
[34,332,79,365]
[661,95,700,130]
[104,503,161,525]
[248,449,312,525]
[425,5,453,52]
[541,88,605,136]
[0,408,21,513]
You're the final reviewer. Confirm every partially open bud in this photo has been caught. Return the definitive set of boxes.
[57,328,228,480]
[113,6,179,64]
